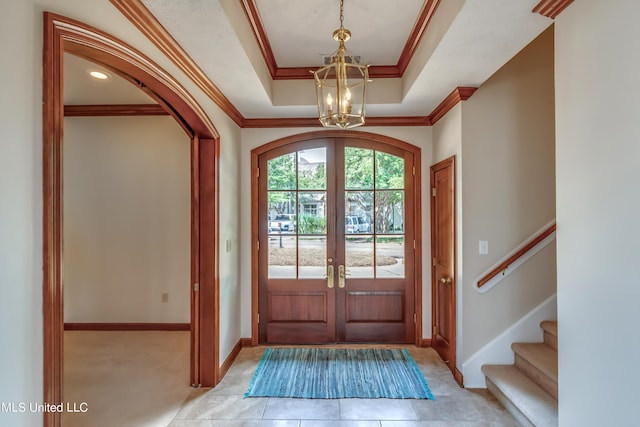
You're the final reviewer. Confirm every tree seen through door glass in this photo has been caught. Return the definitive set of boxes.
[345,147,374,189]
[267,153,296,190]
[344,148,405,278]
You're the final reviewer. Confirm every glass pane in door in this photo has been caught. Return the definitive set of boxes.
[345,147,374,189]
[298,190,327,279]
[376,235,404,277]
[346,235,374,278]
[267,148,328,279]
[344,148,406,279]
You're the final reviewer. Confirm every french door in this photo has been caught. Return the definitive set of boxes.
[257,137,416,344]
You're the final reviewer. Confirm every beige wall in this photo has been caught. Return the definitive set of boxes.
[433,27,556,373]
[460,26,556,362]
[218,120,242,364]
[63,116,190,323]
[0,2,43,424]
[0,3,244,417]
[555,1,640,424]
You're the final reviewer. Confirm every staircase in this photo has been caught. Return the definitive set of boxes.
[482,321,558,427]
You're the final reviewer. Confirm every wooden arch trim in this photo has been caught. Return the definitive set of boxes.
[251,130,423,157]
[43,12,220,426]
[250,130,423,345]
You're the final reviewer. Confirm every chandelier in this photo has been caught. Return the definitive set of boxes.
[314,0,369,129]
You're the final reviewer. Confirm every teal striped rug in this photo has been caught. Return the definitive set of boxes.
[244,348,434,399]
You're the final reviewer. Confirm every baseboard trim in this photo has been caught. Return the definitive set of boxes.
[220,339,244,379]
[64,322,191,331]
[420,338,432,348]
[454,367,464,387]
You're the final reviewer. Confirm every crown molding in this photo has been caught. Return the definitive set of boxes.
[242,0,440,80]
[429,87,478,125]
[110,0,472,129]
[64,104,168,117]
[243,115,431,129]
[532,0,574,19]
[110,0,244,126]
[397,0,441,75]
[239,0,278,78]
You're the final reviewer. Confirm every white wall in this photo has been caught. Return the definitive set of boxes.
[239,127,433,339]
[0,1,43,425]
[63,116,190,323]
[555,1,640,425]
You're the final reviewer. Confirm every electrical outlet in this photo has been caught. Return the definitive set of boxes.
[161,292,169,303]
[226,239,232,253]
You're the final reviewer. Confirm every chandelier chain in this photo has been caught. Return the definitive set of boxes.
[339,0,344,30]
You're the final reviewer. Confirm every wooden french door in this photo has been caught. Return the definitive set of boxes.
[430,156,456,372]
[258,137,416,344]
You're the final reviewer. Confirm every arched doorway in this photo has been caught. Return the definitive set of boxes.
[251,131,423,345]
[43,13,220,427]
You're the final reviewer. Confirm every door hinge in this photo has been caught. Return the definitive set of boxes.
[433,325,437,336]
[257,240,260,250]
[412,166,416,176]
[194,282,200,292]
[432,187,436,197]
[256,167,260,179]
[413,313,417,324]
[432,257,437,266]
[413,240,416,250]
[257,313,260,324]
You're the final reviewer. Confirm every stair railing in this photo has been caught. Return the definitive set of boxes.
[474,220,556,293]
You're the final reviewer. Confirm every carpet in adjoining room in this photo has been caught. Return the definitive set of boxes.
[244,348,434,399]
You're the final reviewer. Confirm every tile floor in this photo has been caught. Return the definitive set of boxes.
[63,332,520,427]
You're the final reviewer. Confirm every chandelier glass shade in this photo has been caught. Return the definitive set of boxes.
[314,1,369,129]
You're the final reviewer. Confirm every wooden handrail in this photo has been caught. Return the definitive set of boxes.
[477,223,556,288]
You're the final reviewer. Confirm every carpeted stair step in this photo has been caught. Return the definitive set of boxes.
[541,320,557,350]
[482,364,558,427]
[512,342,558,399]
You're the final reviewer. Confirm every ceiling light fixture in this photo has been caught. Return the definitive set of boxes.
[89,71,109,80]
[314,0,369,129]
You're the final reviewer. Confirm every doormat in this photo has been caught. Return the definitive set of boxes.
[244,348,434,399]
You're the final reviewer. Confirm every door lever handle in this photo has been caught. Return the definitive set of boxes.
[338,265,346,288]
[326,265,334,288]
[440,276,452,285]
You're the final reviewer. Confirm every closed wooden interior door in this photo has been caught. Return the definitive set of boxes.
[430,156,456,371]
[258,137,415,344]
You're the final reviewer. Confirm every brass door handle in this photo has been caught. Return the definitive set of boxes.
[326,265,334,288]
[440,276,452,285]
[338,265,346,288]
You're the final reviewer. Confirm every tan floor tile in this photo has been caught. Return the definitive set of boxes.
[339,399,418,421]
[64,335,520,426]
[263,398,340,420]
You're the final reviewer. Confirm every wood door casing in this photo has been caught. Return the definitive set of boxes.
[430,156,456,373]
[43,13,221,427]
[255,133,420,344]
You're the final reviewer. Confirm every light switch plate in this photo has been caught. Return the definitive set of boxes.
[479,240,489,255]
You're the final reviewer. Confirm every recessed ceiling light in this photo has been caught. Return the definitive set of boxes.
[89,71,109,80]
